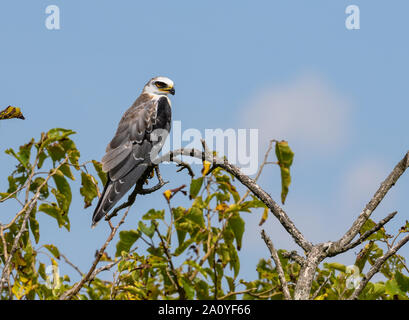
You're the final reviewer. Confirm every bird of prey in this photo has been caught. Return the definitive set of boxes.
[92,76,175,227]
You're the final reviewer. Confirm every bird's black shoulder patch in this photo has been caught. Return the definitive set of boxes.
[154,96,172,131]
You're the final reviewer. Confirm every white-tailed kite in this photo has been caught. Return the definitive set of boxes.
[92,76,175,227]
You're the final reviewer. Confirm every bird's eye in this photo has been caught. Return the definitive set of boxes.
[155,81,167,88]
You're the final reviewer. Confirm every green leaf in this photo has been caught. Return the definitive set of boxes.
[80,172,98,209]
[189,177,203,199]
[258,207,269,226]
[52,170,72,212]
[19,139,35,168]
[385,279,406,298]
[47,128,76,141]
[184,260,208,279]
[142,209,165,220]
[92,160,107,185]
[226,275,236,296]
[228,243,240,277]
[355,241,375,272]
[228,214,245,250]
[395,271,409,293]
[138,221,155,238]
[36,150,48,169]
[5,139,34,170]
[275,141,294,204]
[29,177,49,200]
[44,244,60,259]
[29,211,40,244]
[186,207,205,227]
[181,278,195,299]
[6,176,17,194]
[174,237,195,256]
[38,203,67,229]
[59,163,75,180]
[367,282,385,299]
[115,230,141,257]
[173,207,188,246]
[5,149,26,169]
[147,246,164,258]
[195,279,210,300]
[324,262,346,273]
[60,139,80,169]
[359,219,387,241]
[47,142,66,162]
[38,263,47,280]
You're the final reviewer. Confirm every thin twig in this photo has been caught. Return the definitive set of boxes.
[332,152,409,253]
[311,271,333,300]
[261,229,292,300]
[60,254,83,277]
[328,211,398,257]
[281,251,305,266]
[348,233,409,300]
[239,139,275,204]
[59,208,130,300]
[155,147,313,252]
[217,288,257,300]
[154,223,186,299]
[0,157,69,293]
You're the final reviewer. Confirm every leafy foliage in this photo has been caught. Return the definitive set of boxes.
[0,129,408,300]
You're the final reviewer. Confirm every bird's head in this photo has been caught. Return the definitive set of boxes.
[143,76,175,96]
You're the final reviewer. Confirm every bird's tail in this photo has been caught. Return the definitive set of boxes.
[91,163,150,227]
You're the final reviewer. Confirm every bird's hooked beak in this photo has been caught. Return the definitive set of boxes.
[158,86,175,95]
[168,87,175,95]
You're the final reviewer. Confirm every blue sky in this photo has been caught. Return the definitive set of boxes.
[1,1,409,288]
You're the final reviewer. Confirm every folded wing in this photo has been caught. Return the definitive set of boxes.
[92,94,171,226]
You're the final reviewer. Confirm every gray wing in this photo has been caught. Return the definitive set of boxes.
[92,96,162,226]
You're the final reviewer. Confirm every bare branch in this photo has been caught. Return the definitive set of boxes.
[311,271,333,300]
[261,229,292,300]
[281,250,305,266]
[333,152,409,253]
[0,156,69,293]
[154,223,186,299]
[60,254,84,277]
[328,211,398,257]
[348,233,409,300]
[155,148,313,252]
[218,288,257,300]
[89,259,122,282]
[239,139,275,204]
[59,208,130,300]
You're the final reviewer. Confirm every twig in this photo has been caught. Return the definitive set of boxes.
[155,147,312,252]
[0,184,25,203]
[60,254,83,277]
[261,229,292,300]
[89,259,122,282]
[0,226,11,298]
[188,210,234,282]
[239,139,275,204]
[348,233,409,300]
[59,208,130,300]
[0,157,69,293]
[154,222,186,299]
[217,288,257,300]
[311,271,333,300]
[332,152,409,253]
[281,251,305,266]
[328,211,398,257]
